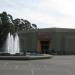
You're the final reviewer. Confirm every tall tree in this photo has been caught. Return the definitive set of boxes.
[0,11,38,48]
[32,24,37,29]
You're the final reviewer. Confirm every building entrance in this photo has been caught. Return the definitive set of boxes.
[40,41,50,54]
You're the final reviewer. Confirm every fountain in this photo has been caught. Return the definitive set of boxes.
[6,32,20,54]
[0,30,52,60]
[0,32,52,60]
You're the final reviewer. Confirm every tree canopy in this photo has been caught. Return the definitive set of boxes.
[0,11,38,48]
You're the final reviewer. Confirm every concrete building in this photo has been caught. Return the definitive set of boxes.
[19,28,75,55]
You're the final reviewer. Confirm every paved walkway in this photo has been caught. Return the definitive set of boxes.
[0,56,75,75]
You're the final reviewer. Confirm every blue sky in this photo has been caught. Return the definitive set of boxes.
[0,0,75,28]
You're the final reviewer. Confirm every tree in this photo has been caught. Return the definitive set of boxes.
[0,11,38,48]
[32,24,37,29]
[0,12,14,48]
[14,19,32,31]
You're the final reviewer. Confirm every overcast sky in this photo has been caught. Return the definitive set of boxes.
[0,0,75,28]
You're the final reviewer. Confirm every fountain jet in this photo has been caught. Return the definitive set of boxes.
[6,32,20,54]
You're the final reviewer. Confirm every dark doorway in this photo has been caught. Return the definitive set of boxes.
[40,41,50,54]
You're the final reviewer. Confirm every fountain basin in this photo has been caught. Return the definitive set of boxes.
[0,54,53,60]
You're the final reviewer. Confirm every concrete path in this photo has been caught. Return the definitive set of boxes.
[0,56,75,75]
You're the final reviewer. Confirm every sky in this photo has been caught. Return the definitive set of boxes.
[0,0,75,28]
